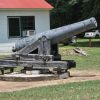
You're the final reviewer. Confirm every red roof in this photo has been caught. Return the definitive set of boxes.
[0,0,53,9]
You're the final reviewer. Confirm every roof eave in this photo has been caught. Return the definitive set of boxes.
[0,8,53,11]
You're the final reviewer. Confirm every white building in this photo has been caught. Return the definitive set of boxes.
[0,0,53,43]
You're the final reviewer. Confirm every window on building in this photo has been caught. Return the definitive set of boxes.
[8,16,35,38]
[8,17,20,37]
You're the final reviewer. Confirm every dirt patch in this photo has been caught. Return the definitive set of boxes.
[0,70,100,92]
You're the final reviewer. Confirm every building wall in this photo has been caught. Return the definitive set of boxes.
[0,9,50,43]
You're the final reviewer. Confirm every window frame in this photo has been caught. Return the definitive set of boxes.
[7,16,35,38]
[8,16,21,38]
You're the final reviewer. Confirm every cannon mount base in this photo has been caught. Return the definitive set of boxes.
[0,70,70,82]
[0,36,75,81]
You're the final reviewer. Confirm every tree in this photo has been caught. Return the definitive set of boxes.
[82,0,100,28]
[46,0,100,29]
[47,0,75,28]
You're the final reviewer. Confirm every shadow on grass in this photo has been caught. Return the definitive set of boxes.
[76,40,100,47]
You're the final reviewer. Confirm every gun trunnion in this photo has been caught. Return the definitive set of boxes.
[0,17,97,76]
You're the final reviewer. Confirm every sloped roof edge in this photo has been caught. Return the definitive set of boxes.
[0,0,53,9]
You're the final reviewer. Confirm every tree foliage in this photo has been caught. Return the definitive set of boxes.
[46,0,100,29]
[82,0,100,28]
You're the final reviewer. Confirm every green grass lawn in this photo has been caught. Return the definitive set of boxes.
[59,39,100,70]
[0,39,100,100]
[0,80,100,100]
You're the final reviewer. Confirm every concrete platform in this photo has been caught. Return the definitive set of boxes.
[0,73,58,82]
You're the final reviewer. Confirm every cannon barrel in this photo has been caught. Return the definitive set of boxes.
[13,17,97,52]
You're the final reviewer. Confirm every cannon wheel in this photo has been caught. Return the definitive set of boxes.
[58,70,70,79]
[49,68,70,79]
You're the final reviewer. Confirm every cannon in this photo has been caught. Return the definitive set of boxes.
[0,17,97,77]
